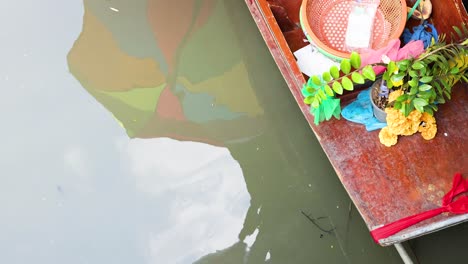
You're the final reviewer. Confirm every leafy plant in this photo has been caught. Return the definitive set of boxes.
[303,26,468,125]
[383,32,468,116]
[302,52,377,124]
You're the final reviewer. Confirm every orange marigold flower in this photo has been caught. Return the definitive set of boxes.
[385,108,421,136]
[420,112,436,125]
[419,115,437,140]
[379,127,398,147]
[388,90,404,103]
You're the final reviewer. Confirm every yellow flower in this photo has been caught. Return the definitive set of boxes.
[419,123,437,140]
[391,79,403,87]
[379,109,438,146]
[419,113,437,140]
[420,112,436,125]
[385,108,421,136]
[388,90,404,103]
[379,127,398,147]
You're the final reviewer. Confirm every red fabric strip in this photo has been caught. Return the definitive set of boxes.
[371,173,468,243]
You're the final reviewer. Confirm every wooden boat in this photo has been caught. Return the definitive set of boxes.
[245,0,468,260]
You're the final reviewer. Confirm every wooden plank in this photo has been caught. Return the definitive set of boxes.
[245,0,468,246]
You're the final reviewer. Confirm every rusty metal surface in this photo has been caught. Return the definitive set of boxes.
[245,0,468,245]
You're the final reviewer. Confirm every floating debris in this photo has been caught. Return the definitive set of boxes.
[300,210,335,234]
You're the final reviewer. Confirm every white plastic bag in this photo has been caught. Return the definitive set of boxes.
[344,0,380,52]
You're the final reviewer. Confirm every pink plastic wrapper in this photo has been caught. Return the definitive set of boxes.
[360,39,425,74]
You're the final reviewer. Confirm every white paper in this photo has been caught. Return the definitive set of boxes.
[293,44,340,77]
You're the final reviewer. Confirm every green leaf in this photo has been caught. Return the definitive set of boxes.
[420,67,427,76]
[383,70,390,80]
[330,66,340,79]
[394,101,402,110]
[440,79,450,89]
[341,77,354,91]
[362,65,376,81]
[444,90,452,100]
[351,72,365,84]
[332,99,341,119]
[323,99,336,120]
[424,107,434,116]
[401,103,408,116]
[418,91,432,99]
[413,98,428,112]
[436,96,446,104]
[425,68,432,77]
[332,81,343,95]
[340,59,351,74]
[409,85,418,95]
[462,75,468,82]
[398,64,408,72]
[391,72,405,82]
[403,102,411,117]
[318,89,327,99]
[386,79,394,89]
[453,26,463,38]
[429,89,437,101]
[409,70,418,78]
[462,24,468,35]
[388,61,396,74]
[304,96,313,105]
[450,67,460,74]
[412,61,424,70]
[306,87,315,94]
[323,108,334,121]
[420,76,433,83]
[311,96,320,108]
[408,77,419,87]
[396,94,408,102]
[350,52,361,69]
[324,85,334,96]
[419,84,432,91]
[312,75,322,86]
[436,54,449,68]
[397,59,410,67]
[407,101,415,114]
[322,71,332,82]
[312,107,322,125]
[414,104,424,113]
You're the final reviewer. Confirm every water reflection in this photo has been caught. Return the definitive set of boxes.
[121,138,249,263]
[67,0,403,263]
[68,0,265,142]
[68,1,265,262]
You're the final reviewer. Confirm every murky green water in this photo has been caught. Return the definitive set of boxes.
[3,0,466,263]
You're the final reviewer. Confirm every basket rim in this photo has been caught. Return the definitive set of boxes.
[300,0,407,59]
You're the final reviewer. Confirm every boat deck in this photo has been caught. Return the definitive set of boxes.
[245,0,468,246]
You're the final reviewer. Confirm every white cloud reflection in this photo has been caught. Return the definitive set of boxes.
[64,146,89,178]
[119,138,250,264]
